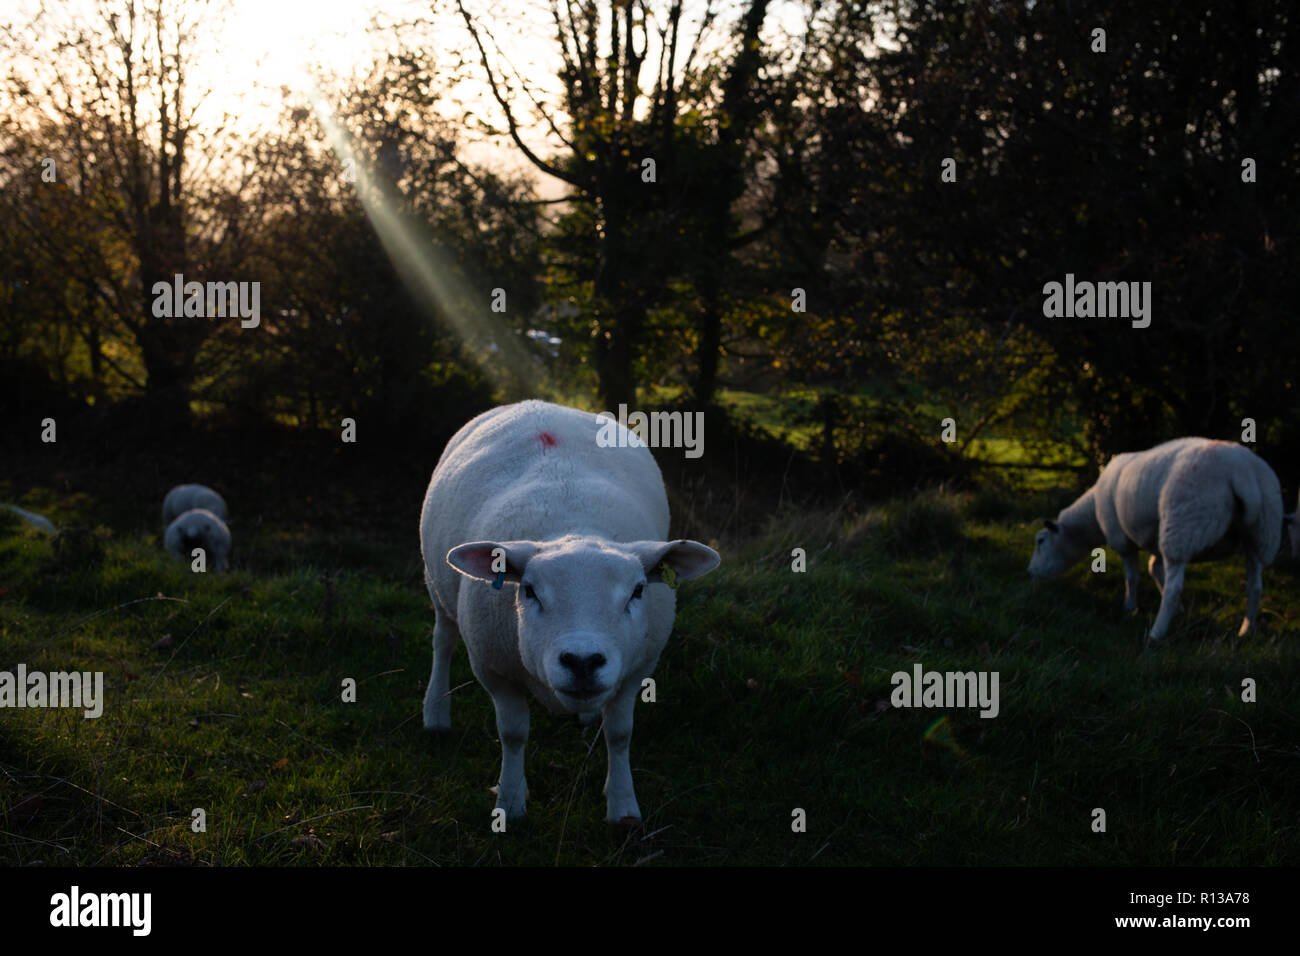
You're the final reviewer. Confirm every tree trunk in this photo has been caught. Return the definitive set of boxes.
[693,280,723,407]
[137,322,194,430]
[593,300,640,411]
[592,162,640,410]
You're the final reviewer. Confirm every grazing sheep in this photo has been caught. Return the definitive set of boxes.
[1028,437,1283,642]
[162,484,227,528]
[0,503,56,534]
[420,400,720,823]
[164,508,231,572]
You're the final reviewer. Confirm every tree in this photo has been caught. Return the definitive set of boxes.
[1,0,242,427]
[455,0,777,408]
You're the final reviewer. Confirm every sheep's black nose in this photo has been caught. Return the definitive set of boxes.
[559,652,606,682]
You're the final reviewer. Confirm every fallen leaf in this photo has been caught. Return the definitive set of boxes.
[270,757,289,772]
[151,634,174,650]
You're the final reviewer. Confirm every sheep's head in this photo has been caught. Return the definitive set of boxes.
[166,509,230,572]
[1027,519,1088,579]
[447,535,719,713]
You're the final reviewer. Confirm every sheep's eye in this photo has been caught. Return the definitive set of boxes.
[625,582,645,612]
[523,583,540,606]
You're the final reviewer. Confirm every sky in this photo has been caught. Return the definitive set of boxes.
[3,0,814,198]
[208,0,812,196]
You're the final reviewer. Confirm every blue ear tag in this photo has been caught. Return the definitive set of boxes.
[492,570,505,590]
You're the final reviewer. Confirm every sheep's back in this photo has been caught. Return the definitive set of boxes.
[420,401,672,611]
[163,485,227,526]
[1099,438,1282,560]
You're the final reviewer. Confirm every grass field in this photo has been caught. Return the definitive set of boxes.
[2,482,1298,866]
[667,385,1091,492]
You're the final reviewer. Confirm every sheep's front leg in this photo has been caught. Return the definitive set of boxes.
[1239,553,1263,638]
[1148,553,1182,614]
[489,682,530,819]
[1148,554,1165,595]
[602,683,642,823]
[1148,559,1186,642]
[422,609,460,732]
[1121,552,1140,612]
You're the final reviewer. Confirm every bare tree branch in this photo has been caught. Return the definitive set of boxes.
[456,0,582,188]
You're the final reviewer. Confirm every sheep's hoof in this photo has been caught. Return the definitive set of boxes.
[423,722,450,735]
[492,797,527,821]
[491,783,527,820]
[610,815,642,831]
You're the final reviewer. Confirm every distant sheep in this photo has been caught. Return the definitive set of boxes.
[162,484,227,528]
[0,503,56,534]
[1028,437,1283,642]
[420,400,720,823]
[165,508,231,572]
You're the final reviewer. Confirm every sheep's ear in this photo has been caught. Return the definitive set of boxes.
[628,540,721,584]
[1043,519,1060,533]
[447,541,539,584]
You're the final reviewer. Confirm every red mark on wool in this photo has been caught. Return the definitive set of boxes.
[539,431,558,448]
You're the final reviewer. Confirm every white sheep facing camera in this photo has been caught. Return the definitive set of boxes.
[419,400,719,824]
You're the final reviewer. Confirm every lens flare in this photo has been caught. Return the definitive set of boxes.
[305,82,541,395]
[922,715,966,758]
